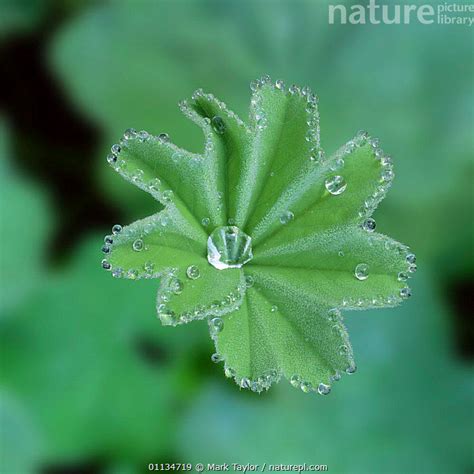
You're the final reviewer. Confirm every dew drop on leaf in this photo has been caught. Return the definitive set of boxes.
[211,116,226,135]
[112,267,123,278]
[132,239,144,252]
[290,375,301,388]
[245,275,254,288]
[270,305,278,313]
[398,272,408,282]
[362,218,376,232]
[354,263,369,281]
[158,133,170,143]
[201,217,210,227]
[101,259,111,270]
[127,269,138,280]
[186,265,200,280]
[112,224,122,234]
[144,261,155,274]
[400,287,412,298]
[210,317,224,333]
[317,383,331,395]
[300,381,312,393]
[325,175,347,195]
[211,353,222,363]
[161,190,173,203]
[406,253,416,264]
[279,210,294,224]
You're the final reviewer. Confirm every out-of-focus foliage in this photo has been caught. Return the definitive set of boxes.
[0,237,207,465]
[0,122,53,316]
[0,0,46,38]
[179,272,473,472]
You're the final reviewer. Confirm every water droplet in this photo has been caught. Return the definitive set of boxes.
[127,269,138,280]
[158,133,170,143]
[224,367,235,378]
[211,353,222,363]
[300,381,313,393]
[346,364,357,375]
[290,375,302,388]
[327,308,340,322]
[101,245,110,254]
[138,130,149,141]
[161,190,173,203]
[144,261,155,274]
[160,310,176,326]
[207,226,253,270]
[132,239,144,252]
[112,224,122,234]
[201,217,210,227]
[325,176,347,195]
[339,345,349,355]
[210,317,224,333]
[245,275,254,288]
[270,305,278,313]
[111,144,121,155]
[398,272,408,282]
[355,263,369,281]
[112,267,123,278]
[381,168,394,182]
[400,287,412,298]
[186,265,201,280]
[148,178,161,192]
[317,383,331,395]
[274,79,284,91]
[289,84,299,95]
[101,259,111,270]
[171,279,183,294]
[406,253,416,264]
[107,153,117,164]
[123,128,136,140]
[338,250,344,257]
[211,116,226,134]
[240,378,251,389]
[227,218,235,225]
[362,218,376,232]
[279,210,294,224]
[171,151,182,162]
[408,264,417,273]
[104,235,113,245]
[330,158,344,171]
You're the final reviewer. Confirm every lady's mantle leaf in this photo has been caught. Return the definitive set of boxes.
[103,76,415,394]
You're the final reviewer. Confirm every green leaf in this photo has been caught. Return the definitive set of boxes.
[102,76,415,394]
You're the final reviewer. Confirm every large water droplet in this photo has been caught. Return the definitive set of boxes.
[325,175,347,195]
[186,265,201,280]
[211,116,226,134]
[207,226,253,270]
[406,253,416,264]
[355,263,369,281]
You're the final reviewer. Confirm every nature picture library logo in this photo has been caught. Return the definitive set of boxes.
[328,0,474,26]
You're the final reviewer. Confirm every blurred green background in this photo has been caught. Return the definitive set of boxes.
[0,0,473,473]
